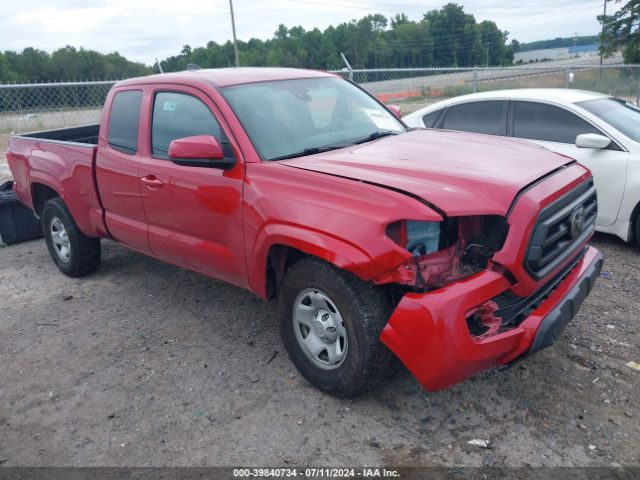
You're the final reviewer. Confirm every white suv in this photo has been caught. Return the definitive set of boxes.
[403,89,640,246]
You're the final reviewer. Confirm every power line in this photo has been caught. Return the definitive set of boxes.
[2,0,608,66]
[323,0,595,11]
[282,0,602,15]
[1,1,604,24]
[3,0,614,24]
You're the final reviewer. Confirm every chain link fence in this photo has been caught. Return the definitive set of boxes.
[0,81,115,134]
[2,65,640,136]
[333,64,640,114]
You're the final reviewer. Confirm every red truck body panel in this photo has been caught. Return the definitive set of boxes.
[380,245,601,391]
[7,68,602,392]
[8,137,108,238]
[242,161,442,298]
[492,163,593,296]
[280,129,573,216]
[115,67,335,90]
[95,83,250,287]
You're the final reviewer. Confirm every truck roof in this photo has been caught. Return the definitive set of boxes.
[115,67,336,88]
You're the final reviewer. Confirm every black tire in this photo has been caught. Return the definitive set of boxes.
[635,213,640,248]
[42,197,101,277]
[277,257,394,397]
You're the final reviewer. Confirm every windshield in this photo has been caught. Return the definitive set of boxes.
[221,77,405,160]
[577,97,640,143]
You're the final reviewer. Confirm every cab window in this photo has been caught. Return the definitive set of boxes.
[151,92,224,160]
[108,90,142,155]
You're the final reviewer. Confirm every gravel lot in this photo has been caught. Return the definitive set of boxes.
[0,128,639,469]
[0,231,638,468]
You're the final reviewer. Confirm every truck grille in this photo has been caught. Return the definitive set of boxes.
[525,180,596,280]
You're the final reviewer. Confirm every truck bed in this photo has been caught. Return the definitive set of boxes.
[8,125,106,239]
[19,124,99,146]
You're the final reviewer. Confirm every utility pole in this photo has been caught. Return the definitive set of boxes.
[229,0,240,67]
[340,52,354,80]
[600,0,607,65]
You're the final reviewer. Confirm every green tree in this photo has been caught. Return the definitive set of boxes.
[2,2,518,83]
[390,13,410,28]
[600,0,640,63]
[1,47,151,83]
[478,21,508,66]
[51,46,84,80]
[425,4,466,66]
[154,3,513,71]
[14,48,52,82]
[0,53,19,83]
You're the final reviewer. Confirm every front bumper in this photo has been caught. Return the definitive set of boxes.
[380,246,603,391]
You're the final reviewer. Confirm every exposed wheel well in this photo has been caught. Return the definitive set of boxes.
[31,183,60,217]
[266,244,309,300]
[264,244,404,309]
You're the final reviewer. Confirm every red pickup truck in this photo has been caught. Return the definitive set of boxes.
[7,68,603,397]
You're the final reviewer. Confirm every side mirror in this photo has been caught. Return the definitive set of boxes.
[387,104,402,119]
[575,133,611,150]
[168,135,235,169]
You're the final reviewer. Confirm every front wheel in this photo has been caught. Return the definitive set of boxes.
[635,213,640,248]
[42,197,101,277]
[277,257,394,397]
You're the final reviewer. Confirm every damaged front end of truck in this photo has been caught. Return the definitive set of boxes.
[373,177,603,392]
[378,215,510,293]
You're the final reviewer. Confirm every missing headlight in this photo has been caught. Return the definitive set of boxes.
[383,215,509,291]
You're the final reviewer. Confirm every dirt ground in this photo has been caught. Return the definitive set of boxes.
[0,230,638,468]
[0,122,638,469]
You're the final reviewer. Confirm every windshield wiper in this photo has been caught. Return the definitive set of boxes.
[270,146,344,161]
[352,130,399,145]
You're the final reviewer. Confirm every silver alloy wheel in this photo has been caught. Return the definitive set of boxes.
[50,216,71,262]
[292,288,348,370]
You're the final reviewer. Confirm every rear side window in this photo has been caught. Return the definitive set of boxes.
[441,101,507,135]
[422,109,443,128]
[108,90,142,155]
[151,92,222,159]
[512,101,600,144]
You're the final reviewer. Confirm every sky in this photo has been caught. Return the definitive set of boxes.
[1,0,618,65]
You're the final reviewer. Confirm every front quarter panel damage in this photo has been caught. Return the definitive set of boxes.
[243,162,443,299]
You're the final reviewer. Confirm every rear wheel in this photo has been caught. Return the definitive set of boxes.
[635,213,640,248]
[277,257,394,397]
[42,197,101,277]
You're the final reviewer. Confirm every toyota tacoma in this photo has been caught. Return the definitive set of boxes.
[7,68,603,397]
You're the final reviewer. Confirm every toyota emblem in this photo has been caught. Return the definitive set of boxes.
[569,205,585,238]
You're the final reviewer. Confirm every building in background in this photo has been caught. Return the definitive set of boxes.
[514,44,599,63]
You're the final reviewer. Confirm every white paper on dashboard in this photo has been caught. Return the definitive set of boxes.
[363,108,401,131]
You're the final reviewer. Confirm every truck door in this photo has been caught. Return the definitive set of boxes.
[96,89,152,254]
[137,86,247,288]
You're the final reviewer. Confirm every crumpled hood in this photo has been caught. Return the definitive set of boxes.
[279,129,573,216]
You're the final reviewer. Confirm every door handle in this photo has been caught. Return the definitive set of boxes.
[140,175,164,188]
